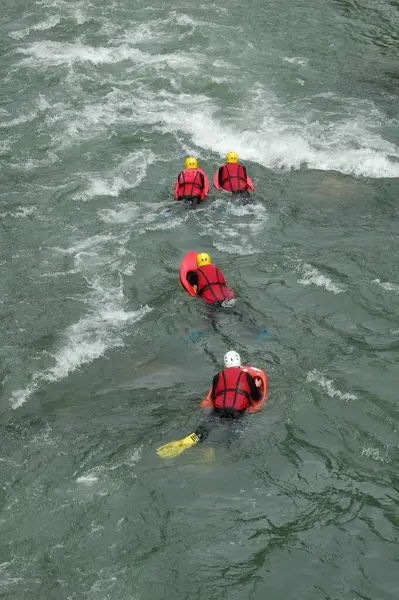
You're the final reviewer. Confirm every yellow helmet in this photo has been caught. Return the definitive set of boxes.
[226,151,238,164]
[196,252,211,267]
[185,156,198,170]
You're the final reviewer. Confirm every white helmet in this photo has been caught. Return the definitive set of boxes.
[224,351,241,368]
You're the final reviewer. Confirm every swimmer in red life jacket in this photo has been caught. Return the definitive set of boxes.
[156,351,263,457]
[186,252,236,306]
[174,156,209,207]
[213,151,255,196]
[209,350,261,415]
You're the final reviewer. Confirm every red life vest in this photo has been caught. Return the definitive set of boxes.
[213,367,252,410]
[218,164,248,192]
[196,264,234,304]
[176,169,205,198]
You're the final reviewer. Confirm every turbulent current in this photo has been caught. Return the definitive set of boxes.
[0,0,399,598]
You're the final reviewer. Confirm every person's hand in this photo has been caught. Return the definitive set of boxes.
[255,377,262,388]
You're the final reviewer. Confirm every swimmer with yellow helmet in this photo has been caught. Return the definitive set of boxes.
[213,152,255,195]
[186,252,236,306]
[174,156,209,207]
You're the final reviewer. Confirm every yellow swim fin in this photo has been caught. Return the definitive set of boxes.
[156,432,200,459]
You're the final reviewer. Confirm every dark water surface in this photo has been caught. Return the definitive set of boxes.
[1,0,399,598]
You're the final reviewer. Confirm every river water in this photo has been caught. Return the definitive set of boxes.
[1,0,399,598]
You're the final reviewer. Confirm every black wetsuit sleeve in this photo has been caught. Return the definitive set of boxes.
[187,271,199,287]
[218,167,223,187]
[211,373,219,401]
[246,373,260,402]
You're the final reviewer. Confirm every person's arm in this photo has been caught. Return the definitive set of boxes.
[174,174,182,200]
[246,373,261,402]
[246,176,255,192]
[198,169,209,199]
[216,267,226,286]
[213,168,222,190]
[211,373,219,401]
[242,165,255,192]
[173,181,179,200]
[186,271,199,289]
[219,166,224,188]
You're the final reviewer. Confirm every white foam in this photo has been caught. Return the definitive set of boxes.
[76,475,98,484]
[86,177,129,198]
[11,301,151,408]
[21,152,59,171]
[11,28,399,180]
[0,206,37,219]
[29,0,92,23]
[76,447,142,485]
[0,111,38,129]
[212,240,260,255]
[297,262,345,294]
[99,203,141,224]
[150,83,399,179]
[42,321,117,383]
[175,14,199,27]
[282,56,309,66]
[0,139,12,155]
[171,11,226,30]
[10,233,152,409]
[0,562,12,572]
[40,269,79,278]
[79,150,155,201]
[17,41,199,71]
[307,370,357,402]
[32,15,61,31]
[31,425,57,447]
[215,227,239,238]
[9,16,60,39]
[193,199,268,255]
[372,279,399,294]
[135,208,190,233]
[37,86,188,152]
[10,383,38,410]
[9,28,30,40]
[361,445,390,463]
[120,21,173,44]
[74,8,88,25]
[225,203,264,217]
[196,117,399,178]
[37,94,52,111]
[125,447,142,468]
[0,569,27,589]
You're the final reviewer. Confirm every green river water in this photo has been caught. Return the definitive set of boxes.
[1,0,399,598]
